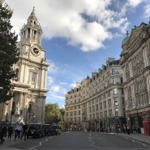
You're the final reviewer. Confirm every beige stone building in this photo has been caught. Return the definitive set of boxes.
[120,22,150,129]
[65,58,125,131]
[0,8,48,124]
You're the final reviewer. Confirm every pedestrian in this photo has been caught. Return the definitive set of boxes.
[21,124,28,140]
[127,126,130,135]
[2,125,7,137]
[0,126,5,144]
[7,124,13,140]
[14,122,22,140]
[133,126,137,134]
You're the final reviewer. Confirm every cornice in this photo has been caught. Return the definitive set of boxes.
[19,57,49,67]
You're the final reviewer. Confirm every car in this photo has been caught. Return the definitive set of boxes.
[51,125,61,135]
[42,124,52,136]
[27,123,44,138]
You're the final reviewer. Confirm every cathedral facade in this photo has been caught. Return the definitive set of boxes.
[0,8,48,124]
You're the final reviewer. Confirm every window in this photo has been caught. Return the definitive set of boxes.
[96,104,98,111]
[108,99,111,107]
[15,69,19,81]
[33,30,37,40]
[103,101,106,109]
[100,103,102,109]
[28,103,32,113]
[27,28,30,38]
[100,112,103,118]
[109,109,112,117]
[112,69,119,75]
[31,72,37,83]
[113,88,118,94]
[115,109,118,117]
[114,101,118,106]
[78,110,80,115]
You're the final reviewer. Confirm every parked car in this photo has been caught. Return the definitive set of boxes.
[42,124,52,136]
[51,125,61,135]
[27,123,44,138]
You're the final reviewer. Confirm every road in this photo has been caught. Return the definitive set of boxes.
[7,131,150,150]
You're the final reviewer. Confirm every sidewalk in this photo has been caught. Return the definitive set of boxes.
[117,133,150,145]
[0,135,24,150]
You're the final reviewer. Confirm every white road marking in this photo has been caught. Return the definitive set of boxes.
[143,143,146,147]
[28,138,48,149]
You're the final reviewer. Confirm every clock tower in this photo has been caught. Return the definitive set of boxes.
[1,8,49,124]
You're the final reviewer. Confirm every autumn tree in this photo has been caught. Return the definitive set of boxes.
[0,0,19,104]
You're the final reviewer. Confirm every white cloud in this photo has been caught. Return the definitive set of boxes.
[128,0,144,7]
[47,59,59,74]
[50,86,60,93]
[49,85,67,94]
[144,1,150,17]
[5,0,144,52]
[70,83,77,88]
[47,76,54,86]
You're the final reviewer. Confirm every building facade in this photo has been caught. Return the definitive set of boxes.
[0,8,48,124]
[120,22,150,129]
[65,58,125,132]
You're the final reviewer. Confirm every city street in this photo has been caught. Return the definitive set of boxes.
[4,131,150,150]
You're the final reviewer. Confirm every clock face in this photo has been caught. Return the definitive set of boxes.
[32,47,40,56]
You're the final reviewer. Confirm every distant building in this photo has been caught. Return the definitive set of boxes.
[0,8,48,124]
[65,58,125,132]
[120,22,150,129]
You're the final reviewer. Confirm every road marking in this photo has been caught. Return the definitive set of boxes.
[28,138,48,149]
[143,143,146,147]
[65,131,71,133]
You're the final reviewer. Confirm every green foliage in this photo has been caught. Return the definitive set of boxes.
[0,1,20,104]
[60,108,65,119]
[45,104,63,124]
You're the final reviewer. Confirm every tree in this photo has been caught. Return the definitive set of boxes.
[0,0,19,104]
[60,108,65,120]
[45,104,62,124]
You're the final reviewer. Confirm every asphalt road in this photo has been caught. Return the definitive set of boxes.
[8,131,150,150]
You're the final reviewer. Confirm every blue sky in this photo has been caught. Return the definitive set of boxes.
[5,0,150,108]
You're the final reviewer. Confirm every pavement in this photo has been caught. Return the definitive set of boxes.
[0,135,24,150]
[117,132,150,145]
[0,132,150,150]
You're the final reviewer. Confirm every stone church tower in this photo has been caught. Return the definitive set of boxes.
[0,8,48,124]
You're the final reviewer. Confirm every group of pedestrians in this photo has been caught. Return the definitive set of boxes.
[14,122,28,140]
[0,122,28,144]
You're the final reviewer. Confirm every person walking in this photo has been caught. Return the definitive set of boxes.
[127,126,130,135]
[0,126,5,144]
[7,124,13,140]
[21,124,28,140]
[14,122,22,140]
[2,125,7,137]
